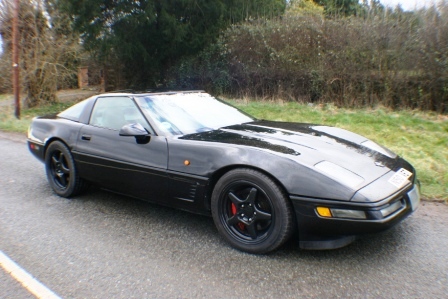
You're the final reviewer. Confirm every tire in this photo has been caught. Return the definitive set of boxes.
[211,168,295,254]
[45,141,88,198]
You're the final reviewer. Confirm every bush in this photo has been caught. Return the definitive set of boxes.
[170,2,448,113]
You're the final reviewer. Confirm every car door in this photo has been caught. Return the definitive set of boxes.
[72,96,170,201]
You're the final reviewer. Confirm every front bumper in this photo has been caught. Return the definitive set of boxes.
[290,183,420,249]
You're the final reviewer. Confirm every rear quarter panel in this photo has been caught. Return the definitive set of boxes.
[28,117,84,161]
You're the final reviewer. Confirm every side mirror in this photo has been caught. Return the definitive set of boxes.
[119,123,151,144]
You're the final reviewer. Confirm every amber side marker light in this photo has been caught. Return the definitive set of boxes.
[316,207,332,218]
[316,207,367,219]
[184,160,191,166]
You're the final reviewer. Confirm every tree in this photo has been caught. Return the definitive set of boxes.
[54,0,287,89]
[287,0,325,16]
[0,0,83,107]
[313,0,362,17]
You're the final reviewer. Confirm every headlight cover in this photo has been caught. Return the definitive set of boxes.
[315,161,364,190]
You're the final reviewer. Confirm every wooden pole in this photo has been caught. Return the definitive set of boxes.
[12,0,20,119]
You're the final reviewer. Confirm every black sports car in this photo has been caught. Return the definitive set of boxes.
[28,91,420,254]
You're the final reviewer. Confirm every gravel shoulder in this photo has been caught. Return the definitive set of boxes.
[0,130,26,143]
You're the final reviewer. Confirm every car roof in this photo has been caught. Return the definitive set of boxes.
[98,90,206,97]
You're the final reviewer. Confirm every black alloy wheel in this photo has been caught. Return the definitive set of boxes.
[211,168,295,254]
[45,141,88,198]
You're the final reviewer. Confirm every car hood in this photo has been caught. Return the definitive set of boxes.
[182,120,401,191]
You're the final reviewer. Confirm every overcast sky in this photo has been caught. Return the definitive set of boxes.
[380,0,436,10]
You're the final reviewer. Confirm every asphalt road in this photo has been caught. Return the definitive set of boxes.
[1,133,447,299]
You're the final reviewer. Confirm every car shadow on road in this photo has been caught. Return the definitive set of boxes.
[66,186,416,263]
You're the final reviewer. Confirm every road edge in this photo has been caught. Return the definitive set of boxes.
[0,130,26,144]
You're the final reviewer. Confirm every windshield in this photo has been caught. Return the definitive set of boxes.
[135,92,254,135]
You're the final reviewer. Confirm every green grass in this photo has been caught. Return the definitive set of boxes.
[0,100,75,133]
[0,94,10,101]
[0,96,446,201]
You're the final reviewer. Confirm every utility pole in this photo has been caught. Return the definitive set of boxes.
[12,0,20,119]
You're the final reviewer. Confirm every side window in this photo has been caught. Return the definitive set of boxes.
[90,97,151,131]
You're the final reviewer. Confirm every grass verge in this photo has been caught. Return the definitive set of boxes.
[0,95,446,201]
[0,100,74,133]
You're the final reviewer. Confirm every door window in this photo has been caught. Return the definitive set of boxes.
[90,96,151,132]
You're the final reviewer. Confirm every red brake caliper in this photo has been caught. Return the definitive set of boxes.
[231,203,245,231]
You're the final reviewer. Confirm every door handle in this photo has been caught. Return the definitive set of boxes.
[81,135,91,141]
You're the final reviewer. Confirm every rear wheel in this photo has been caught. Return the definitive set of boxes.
[211,168,295,254]
[45,141,88,197]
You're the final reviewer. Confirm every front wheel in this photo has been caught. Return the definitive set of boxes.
[211,168,295,254]
[45,141,88,198]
